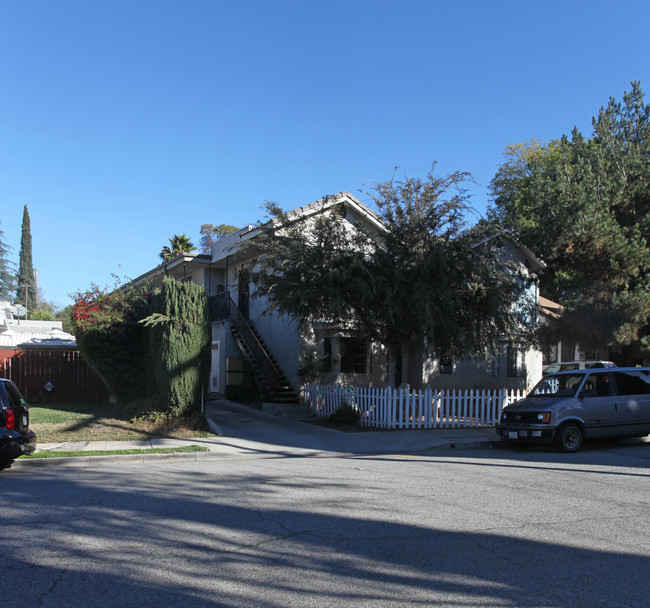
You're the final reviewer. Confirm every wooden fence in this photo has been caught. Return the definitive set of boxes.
[302,384,526,429]
[0,348,109,404]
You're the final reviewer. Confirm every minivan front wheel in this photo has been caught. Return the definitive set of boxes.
[554,423,584,453]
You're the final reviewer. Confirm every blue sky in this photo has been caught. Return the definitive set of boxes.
[1,0,649,308]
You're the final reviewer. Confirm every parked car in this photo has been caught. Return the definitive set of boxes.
[496,367,650,452]
[0,378,37,468]
[542,360,615,375]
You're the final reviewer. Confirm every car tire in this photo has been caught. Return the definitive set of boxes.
[554,423,584,453]
[0,459,14,470]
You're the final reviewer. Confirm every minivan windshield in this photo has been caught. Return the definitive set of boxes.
[529,373,585,397]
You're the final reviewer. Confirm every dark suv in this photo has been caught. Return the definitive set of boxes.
[1,378,37,468]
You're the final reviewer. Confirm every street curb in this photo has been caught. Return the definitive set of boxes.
[424,439,498,451]
[9,449,227,468]
[6,439,499,469]
[205,415,224,436]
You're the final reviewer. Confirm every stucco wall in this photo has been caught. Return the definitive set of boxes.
[248,292,301,391]
[421,345,542,392]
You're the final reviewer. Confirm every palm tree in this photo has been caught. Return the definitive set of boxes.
[160,234,196,261]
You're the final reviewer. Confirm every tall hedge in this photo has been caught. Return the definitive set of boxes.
[145,278,211,416]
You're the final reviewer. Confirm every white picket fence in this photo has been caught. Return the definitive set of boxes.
[302,384,526,429]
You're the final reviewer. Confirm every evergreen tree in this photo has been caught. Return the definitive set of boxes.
[488,82,650,356]
[16,205,36,311]
[0,216,16,301]
[144,278,210,415]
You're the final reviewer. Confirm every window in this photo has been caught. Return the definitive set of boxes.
[580,373,613,398]
[507,345,526,377]
[542,343,558,366]
[613,371,650,395]
[439,358,453,374]
[492,356,500,377]
[340,337,367,374]
[561,340,575,363]
[322,337,332,373]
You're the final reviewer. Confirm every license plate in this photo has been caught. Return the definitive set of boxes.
[508,431,518,439]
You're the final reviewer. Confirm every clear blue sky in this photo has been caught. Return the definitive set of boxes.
[1,0,649,309]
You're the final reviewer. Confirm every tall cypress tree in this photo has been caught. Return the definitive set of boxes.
[146,278,211,415]
[0,216,16,301]
[16,205,36,312]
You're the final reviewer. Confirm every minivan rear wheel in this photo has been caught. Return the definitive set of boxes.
[554,423,584,453]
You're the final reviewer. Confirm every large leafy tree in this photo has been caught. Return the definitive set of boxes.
[0,216,16,301]
[16,205,36,312]
[199,223,239,253]
[160,233,196,261]
[250,167,533,386]
[488,82,650,357]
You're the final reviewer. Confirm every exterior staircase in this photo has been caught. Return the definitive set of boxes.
[228,302,301,404]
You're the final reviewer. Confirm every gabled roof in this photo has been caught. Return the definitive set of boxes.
[283,191,384,231]
[472,231,546,274]
[127,192,547,287]
[210,191,385,262]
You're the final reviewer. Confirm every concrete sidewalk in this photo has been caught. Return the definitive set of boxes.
[25,398,499,465]
[203,399,499,456]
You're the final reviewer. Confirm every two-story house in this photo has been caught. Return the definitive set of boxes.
[129,192,546,400]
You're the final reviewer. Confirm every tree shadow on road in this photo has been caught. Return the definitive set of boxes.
[1,462,647,607]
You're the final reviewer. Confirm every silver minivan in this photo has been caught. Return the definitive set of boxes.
[497,367,650,452]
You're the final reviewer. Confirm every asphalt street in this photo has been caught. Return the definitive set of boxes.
[2,401,649,607]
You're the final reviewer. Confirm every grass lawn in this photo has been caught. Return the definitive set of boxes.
[29,402,213,444]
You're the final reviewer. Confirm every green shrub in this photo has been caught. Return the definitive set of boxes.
[328,403,360,425]
[129,408,209,434]
[71,283,148,404]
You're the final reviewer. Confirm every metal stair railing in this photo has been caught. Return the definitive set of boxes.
[208,292,230,322]
[228,297,284,395]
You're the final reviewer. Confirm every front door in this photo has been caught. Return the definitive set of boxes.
[210,341,220,394]
[238,269,250,319]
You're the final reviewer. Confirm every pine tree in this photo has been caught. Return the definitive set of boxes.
[0,216,16,301]
[488,82,650,355]
[16,205,36,311]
